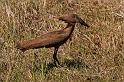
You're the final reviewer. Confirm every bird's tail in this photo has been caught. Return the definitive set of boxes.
[16,41,26,52]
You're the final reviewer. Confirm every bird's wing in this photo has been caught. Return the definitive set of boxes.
[17,30,69,49]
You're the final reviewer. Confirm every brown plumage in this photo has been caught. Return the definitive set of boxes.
[16,14,89,66]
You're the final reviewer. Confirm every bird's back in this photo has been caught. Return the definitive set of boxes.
[16,29,70,51]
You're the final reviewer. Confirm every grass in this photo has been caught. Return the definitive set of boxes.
[0,0,124,82]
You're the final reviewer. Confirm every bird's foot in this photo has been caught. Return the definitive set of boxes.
[53,61,63,67]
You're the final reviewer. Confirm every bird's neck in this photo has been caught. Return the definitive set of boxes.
[64,23,75,36]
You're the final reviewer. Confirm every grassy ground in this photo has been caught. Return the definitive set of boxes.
[0,0,124,82]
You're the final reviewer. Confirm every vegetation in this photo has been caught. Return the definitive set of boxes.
[0,0,124,82]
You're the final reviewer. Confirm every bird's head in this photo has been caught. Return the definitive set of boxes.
[57,14,89,27]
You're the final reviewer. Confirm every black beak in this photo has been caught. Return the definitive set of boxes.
[76,16,89,27]
[80,22,90,27]
[80,20,89,27]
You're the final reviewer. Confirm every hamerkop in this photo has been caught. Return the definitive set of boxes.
[16,14,89,66]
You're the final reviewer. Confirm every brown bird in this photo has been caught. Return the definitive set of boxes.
[16,14,89,66]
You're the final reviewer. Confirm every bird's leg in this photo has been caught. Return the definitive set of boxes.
[53,46,60,66]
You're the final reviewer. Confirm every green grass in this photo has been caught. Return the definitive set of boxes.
[0,0,124,82]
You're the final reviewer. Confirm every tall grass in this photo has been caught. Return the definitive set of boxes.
[0,0,124,82]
